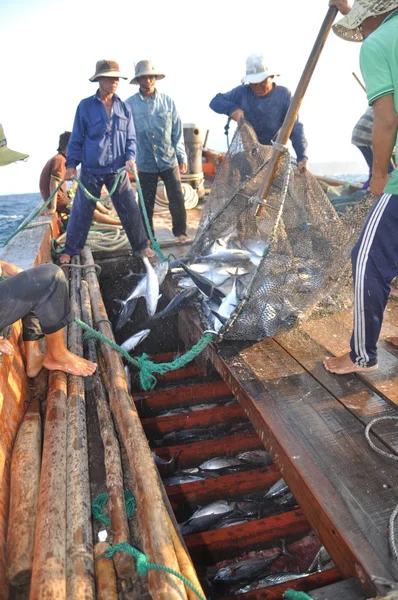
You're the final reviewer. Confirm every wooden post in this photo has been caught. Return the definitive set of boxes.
[94,542,118,600]
[66,257,95,598]
[255,6,338,217]
[6,398,41,586]
[80,280,135,580]
[30,371,68,600]
[81,247,188,600]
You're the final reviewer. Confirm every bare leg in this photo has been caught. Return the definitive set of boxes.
[24,340,45,378]
[386,337,398,346]
[323,353,378,375]
[42,328,97,376]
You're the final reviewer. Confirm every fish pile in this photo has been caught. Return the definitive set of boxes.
[156,397,236,417]
[152,421,252,448]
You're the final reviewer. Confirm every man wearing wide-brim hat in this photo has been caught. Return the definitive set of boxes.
[126,60,190,243]
[209,53,308,173]
[324,0,398,376]
[59,59,155,264]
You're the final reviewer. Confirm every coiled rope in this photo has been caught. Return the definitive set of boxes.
[92,490,136,526]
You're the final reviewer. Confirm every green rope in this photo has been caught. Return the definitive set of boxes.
[51,238,66,255]
[92,490,136,526]
[283,590,313,600]
[106,543,206,600]
[74,317,213,391]
[73,167,125,205]
[0,276,10,281]
[133,170,167,261]
[4,180,64,246]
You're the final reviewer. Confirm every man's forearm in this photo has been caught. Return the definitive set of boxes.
[372,109,398,177]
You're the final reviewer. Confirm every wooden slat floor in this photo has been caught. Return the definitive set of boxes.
[166,273,398,598]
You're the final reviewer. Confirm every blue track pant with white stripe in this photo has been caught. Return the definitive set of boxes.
[350,193,398,367]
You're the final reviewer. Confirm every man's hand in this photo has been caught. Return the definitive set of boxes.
[369,174,389,197]
[64,168,77,181]
[0,336,14,356]
[179,163,188,174]
[329,0,351,15]
[125,159,136,173]
[41,208,57,216]
[230,109,245,123]
[297,161,308,174]
[0,260,23,277]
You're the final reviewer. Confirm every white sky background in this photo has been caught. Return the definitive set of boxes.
[0,0,368,195]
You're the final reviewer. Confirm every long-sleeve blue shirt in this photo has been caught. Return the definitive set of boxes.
[66,91,136,174]
[209,84,308,162]
[125,90,187,173]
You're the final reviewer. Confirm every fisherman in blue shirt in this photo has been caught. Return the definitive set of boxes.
[59,60,155,265]
[126,60,190,243]
[210,54,308,172]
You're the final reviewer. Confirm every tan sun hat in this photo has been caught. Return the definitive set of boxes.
[333,0,398,41]
[130,60,165,85]
[241,54,280,84]
[89,59,127,82]
[0,124,28,167]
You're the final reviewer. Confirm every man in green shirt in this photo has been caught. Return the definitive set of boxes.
[324,0,398,374]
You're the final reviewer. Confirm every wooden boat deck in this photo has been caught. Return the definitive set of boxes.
[163,273,398,598]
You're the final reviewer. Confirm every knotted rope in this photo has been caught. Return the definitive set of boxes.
[92,490,136,526]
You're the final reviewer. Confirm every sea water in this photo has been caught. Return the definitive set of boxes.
[0,193,41,247]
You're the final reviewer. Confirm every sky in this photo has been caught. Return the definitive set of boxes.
[0,0,368,195]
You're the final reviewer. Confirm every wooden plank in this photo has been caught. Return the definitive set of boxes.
[302,313,398,405]
[276,328,398,455]
[167,467,280,516]
[153,430,262,468]
[310,577,366,600]
[141,404,246,436]
[185,509,309,564]
[218,568,342,600]
[177,305,398,596]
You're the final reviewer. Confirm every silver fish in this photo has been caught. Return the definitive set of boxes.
[234,571,310,594]
[218,517,249,528]
[190,500,235,520]
[164,473,207,486]
[116,260,168,309]
[125,365,132,393]
[180,501,236,535]
[120,329,150,352]
[142,257,160,317]
[214,279,239,332]
[213,552,281,584]
[237,450,273,467]
[201,248,252,263]
[264,478,289,499]
[244,239,268,257]
[198,456,244,471]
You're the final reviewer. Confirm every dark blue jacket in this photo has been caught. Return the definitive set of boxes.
[66,91,136,174]
[210,84,308,162]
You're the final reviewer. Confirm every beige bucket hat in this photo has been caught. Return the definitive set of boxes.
[333,0,398,41]
[130,60,165,85]
[241,54,280,84]
[89,59,127,82]
[0,124,28,167]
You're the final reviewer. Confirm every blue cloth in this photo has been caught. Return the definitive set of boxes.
[349,192,398,367]
[64,170,148,256]
[66,91,136,174]
[125,90,187,172]
[209,84,308,162]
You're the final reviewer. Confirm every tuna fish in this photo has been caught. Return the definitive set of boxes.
[120,329,150,352]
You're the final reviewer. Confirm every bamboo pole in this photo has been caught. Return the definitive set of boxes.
[94,542,118,600]
[30,370,68,600]
[255,5,338,217]
[81,246,188,600]
[80,280,135,580]
[6,398,41,586]
[352,71,366,92]
[66,256,95,598]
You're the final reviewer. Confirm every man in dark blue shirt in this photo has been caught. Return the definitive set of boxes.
[59,60,154,264]
[210,54,308,172]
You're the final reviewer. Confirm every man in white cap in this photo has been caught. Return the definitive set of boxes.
[60,59,155,264]
[125,60,190,243]
[0,124,97,377]
[209,54,308,172]
[324,0,398,375]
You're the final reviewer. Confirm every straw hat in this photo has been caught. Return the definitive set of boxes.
[333,0,398,41]
[241,54,280,84]
[130,60,165,85]
[0,125,28,167]
[89,59,127,82]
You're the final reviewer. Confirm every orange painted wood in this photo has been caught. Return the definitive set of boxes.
[153,430,262,468]
[156,364,203,382]
[142,404,246,436]
[133,380,231,413]
[185,509,309,564]
[167,467,280,515]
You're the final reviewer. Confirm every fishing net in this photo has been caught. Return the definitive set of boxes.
[183,120,376,341]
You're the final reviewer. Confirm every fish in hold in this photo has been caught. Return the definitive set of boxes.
[264,477,289,500]
[180,500,236,535]
[234,571,311,594]
[148,287,201,322]
[142,256,160,317]
[237,449,273,467]
[178,262,225,303]
[154,423,233,446]
[198,456,246,472]
[114,297,138,332]
[213,550,282,585]
[151,451,179,468]
[163,473,208,486]
[120,329,150,352]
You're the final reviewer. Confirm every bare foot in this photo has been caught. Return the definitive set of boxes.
[386,337,398,347]
[24,340,45,378]
[59,253,71,265]
[175,234,192,243]
[323,352,378,375]
[140,247,156,258]
[43,349,97,376]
